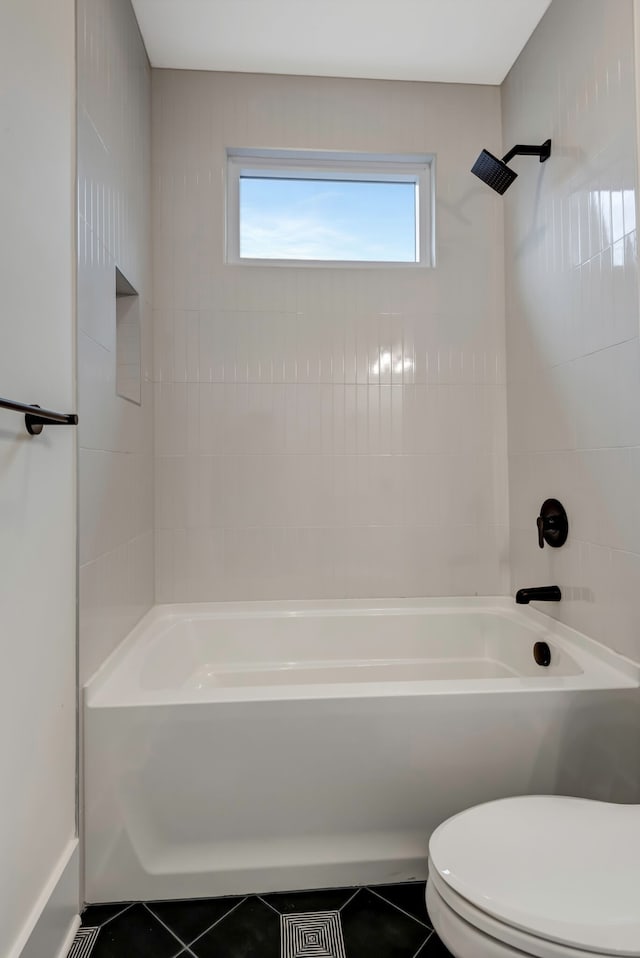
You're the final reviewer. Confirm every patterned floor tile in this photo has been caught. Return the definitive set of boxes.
[281,911,346,958]
[78,883,441,958]
[146,895,245,944]
[190,896,280,958]
[370,881,431,927]
[262,887,356,915]
[67,927,99,958]
[340,888,429,958]
[88,903,183,958]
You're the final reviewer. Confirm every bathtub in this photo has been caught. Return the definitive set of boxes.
[84,598,640,903]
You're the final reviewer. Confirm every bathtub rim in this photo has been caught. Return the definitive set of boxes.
[84,597,640,707]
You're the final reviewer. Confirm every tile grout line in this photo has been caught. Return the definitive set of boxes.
[257,895,284,916]
[88,902,134,928]
[142,903,190,954]
[411,929,436,957]
[338,888,361,911]
[258,888,361,916]
[183,896,249,948]
[367,887,433,931]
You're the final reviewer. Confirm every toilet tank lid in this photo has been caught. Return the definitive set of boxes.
[429,795,640,956]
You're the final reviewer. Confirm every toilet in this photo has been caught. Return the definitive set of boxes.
[426,795,640,958]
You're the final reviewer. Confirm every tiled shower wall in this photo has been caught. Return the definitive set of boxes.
[152,71,509,601]
[503,0,640,662]
[77,0,153,682]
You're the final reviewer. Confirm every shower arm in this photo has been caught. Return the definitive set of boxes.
[502,140,552,164]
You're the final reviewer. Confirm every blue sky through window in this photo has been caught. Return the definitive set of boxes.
[239,177,417,262]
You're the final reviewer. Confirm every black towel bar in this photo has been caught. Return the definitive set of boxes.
[0,396,79,435]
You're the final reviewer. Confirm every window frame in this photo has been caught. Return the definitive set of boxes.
[225,148,435,268]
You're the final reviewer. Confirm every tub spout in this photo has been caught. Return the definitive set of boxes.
[515,585,561,604]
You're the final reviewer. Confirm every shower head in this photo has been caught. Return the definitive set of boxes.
[471,150,517,194]
[471,139,551,194]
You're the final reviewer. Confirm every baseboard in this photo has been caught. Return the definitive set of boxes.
[54,916,82,958]
[9,840,80,958]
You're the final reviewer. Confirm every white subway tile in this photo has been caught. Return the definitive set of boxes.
[504,0,640,662]
[78,0,152,678]
[574,340,640,449]
[151,71,508,602]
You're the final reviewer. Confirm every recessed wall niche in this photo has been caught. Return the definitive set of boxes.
[115,266,141,405]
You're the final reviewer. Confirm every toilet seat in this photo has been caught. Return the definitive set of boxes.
[428,796,640,958]
[427,869,626,958]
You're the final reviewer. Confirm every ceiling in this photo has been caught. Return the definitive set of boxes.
[131,0,552,85]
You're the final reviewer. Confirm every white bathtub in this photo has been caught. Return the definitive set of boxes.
[84,598,640,903]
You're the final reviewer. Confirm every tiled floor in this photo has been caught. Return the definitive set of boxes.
[72,882,453,958]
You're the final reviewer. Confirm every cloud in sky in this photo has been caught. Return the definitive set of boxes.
[241,212,374,260]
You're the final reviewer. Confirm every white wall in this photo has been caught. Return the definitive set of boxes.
[0,1,78,955]
[152,71,509,601]
[503,0,640,662]
[77,0,153,684]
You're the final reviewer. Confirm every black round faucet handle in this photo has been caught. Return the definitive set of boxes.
[537,499,569,549]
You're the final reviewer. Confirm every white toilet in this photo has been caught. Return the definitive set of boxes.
[426,795,640,958]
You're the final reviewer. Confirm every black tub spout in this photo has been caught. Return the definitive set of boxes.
[515,585,561,604]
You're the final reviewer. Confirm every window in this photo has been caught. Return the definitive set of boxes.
[226,149,434,267]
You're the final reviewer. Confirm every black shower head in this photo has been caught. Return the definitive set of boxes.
[471,139,551,194]
[471,149,517,195]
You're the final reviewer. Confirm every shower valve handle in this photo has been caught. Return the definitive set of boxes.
[536,514,561,548]
[537,499,569,549]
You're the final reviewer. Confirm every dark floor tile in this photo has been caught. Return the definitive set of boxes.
[370,881,431,928]
[89,903,183,958]
[341,888,429,958]
[147,896,245,944]
[261,886,356,914]
[190,896,279,958]
[415,931,454,956]
[80,903,132,927]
